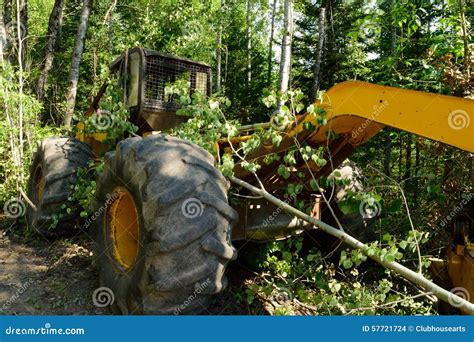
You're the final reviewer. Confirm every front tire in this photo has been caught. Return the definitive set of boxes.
[92,135,238,314]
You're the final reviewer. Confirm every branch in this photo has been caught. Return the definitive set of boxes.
[18,187,36,211]
[346,292,434,314]
[229,175,474,315]
[367,165,422,273]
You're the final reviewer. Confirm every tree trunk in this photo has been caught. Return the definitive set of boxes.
[37,0,64,101]
[15,1,24,165]
[3,0,12,60]
[19,0,27,38]
[458,0,469,75]
[398,133,403,182]
[404,135,412,189]
[3,0,12,35]
[0,13,6,64]
[310,6,325,102]
[64,0,92,128]
[267,0,277,85]
[277,0,293,108]
[383,131,391,177]
[390,0,396,54]
[414,139,420,205]
[383,0,397,177]
[216,27,222,91]
[216,0,224,92]
[104,0,117,54]
[246,0,251,85]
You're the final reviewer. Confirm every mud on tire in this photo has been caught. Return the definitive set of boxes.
[91,134,238,314]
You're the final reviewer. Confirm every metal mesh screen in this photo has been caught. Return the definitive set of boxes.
[143,55,210,112]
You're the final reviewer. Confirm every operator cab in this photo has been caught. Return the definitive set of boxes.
[110,47,212,132]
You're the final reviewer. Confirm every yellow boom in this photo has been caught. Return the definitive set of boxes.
[233,80,473,180]
[300,80,474,152]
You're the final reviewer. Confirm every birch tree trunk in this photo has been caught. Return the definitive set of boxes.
[310,7,325,102]
[390,0,396,54]
[63,0,92,128]
[277,0,293,108]
[216,0,224,92]
[3,0,12,59]
[0,12,6,64]
[15,0,24,170]
[246,0,251,85]
[458,0,470,80]
[37,0,64,101]
[384,0,397,177]
[3,0,12,35]
[103,0,117,54]
[267,0,277,85]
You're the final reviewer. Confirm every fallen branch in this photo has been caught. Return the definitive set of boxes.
[229,175,474,315]
[18,187,36,211]
[346,292,434,314]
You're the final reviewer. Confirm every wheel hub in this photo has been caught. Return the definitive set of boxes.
[107,188,140,269]
[34,165,44,203]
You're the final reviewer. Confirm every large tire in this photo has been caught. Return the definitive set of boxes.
[91,135,238,314]
[26,137,94,237]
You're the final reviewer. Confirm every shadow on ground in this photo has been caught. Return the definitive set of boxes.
[0,218,268,315]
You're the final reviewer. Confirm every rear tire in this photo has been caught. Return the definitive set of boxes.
[26,137,93,237]
[92,135,238,314]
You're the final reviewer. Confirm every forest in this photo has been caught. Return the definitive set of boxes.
[0,0,472,315]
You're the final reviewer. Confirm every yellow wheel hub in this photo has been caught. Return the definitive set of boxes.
[108,188,140,269]
[34,165,44,203]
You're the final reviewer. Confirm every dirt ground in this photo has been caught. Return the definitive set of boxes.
[0,217,266,315]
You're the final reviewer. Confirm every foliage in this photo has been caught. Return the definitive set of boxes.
[73,78,138,149]
[238,235,434,315]
[0,0,471,316]
[0,65,53,204]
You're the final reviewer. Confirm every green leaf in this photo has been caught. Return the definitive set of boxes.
[277,165,291,179]
[342,259,353,269]
[399,240,408,250]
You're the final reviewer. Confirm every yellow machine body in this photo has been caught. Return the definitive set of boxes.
[448,245,474,300]
[305,81,473,152]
